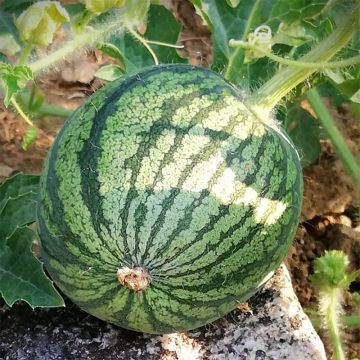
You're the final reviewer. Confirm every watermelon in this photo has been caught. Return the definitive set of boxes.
[37,64,303,334]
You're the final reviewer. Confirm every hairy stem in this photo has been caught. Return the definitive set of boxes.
[145,39,184,49]
[10,97,34,127]
[29,18,125,75]
[18,44,33,65]
[325,288,345,360]
[18,91,73,118]
[127,27,159,65]
[250,12,356,113]
[229,41,360,69]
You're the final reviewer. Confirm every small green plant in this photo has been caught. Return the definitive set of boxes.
[311,250,360,360]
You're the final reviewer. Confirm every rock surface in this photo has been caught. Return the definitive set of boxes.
[0,265,326,360]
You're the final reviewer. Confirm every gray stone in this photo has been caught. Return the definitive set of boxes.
[0,265,325,360]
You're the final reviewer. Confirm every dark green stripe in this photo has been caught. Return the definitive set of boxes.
[142,290,196,333]
[41,136,117,272]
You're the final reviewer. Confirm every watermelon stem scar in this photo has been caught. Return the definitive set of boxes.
[117,266,151,292]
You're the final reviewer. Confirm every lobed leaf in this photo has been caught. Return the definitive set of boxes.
[0,173,64,307]
[0,63,33,106]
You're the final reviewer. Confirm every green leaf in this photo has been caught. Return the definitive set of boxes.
[97,42,126,67]
[351,89,360,103]
[0,8,19,37]
[285,104,322,167]
[316,80,348,107]
[0,173,64,307]
[198,0,328,78]
[120,0,150,25]
[2,0,38,14]
[325,69,360,105]
[64,2,86,17]
[0,173,39,238]
[94,64,124,81]
[0,63,33,106]
[21,126,37,151]
[0,53,7,63]
[0,226,64,307]
[198,0,275,70]
[110,4,186,72]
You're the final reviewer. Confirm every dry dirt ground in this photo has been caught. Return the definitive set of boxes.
[1,0,359,358]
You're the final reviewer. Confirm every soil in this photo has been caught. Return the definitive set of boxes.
[1,0,359,358]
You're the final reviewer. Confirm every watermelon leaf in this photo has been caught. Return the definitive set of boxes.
[0,227,64,307]
[97,42,126,67]
[94,64,125,81]
[192,0,328,82]
[110,4,186,73]
[0,63,33,107]
[0,173,64,307]
[0,7,19,38]
[0,173,39,238]
[285,104,322,167]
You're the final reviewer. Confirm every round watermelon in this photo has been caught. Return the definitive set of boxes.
[37,64,303,334]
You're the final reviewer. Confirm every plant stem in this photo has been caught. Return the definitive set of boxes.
[352,102,360,123]
[74,10,94,32]
[126,27,159,65]
[145,40,184,49]
[307,88,360,191]
[18,44,33,65]
[10,97,34,127]
[251,12,356,113]
[29,19,125,75]
[35,103,73,118]
[18,91,73,118]
[229,41,360,69]
[326,288,345,360]
[224,0,261,84]
[306,312,360,328]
